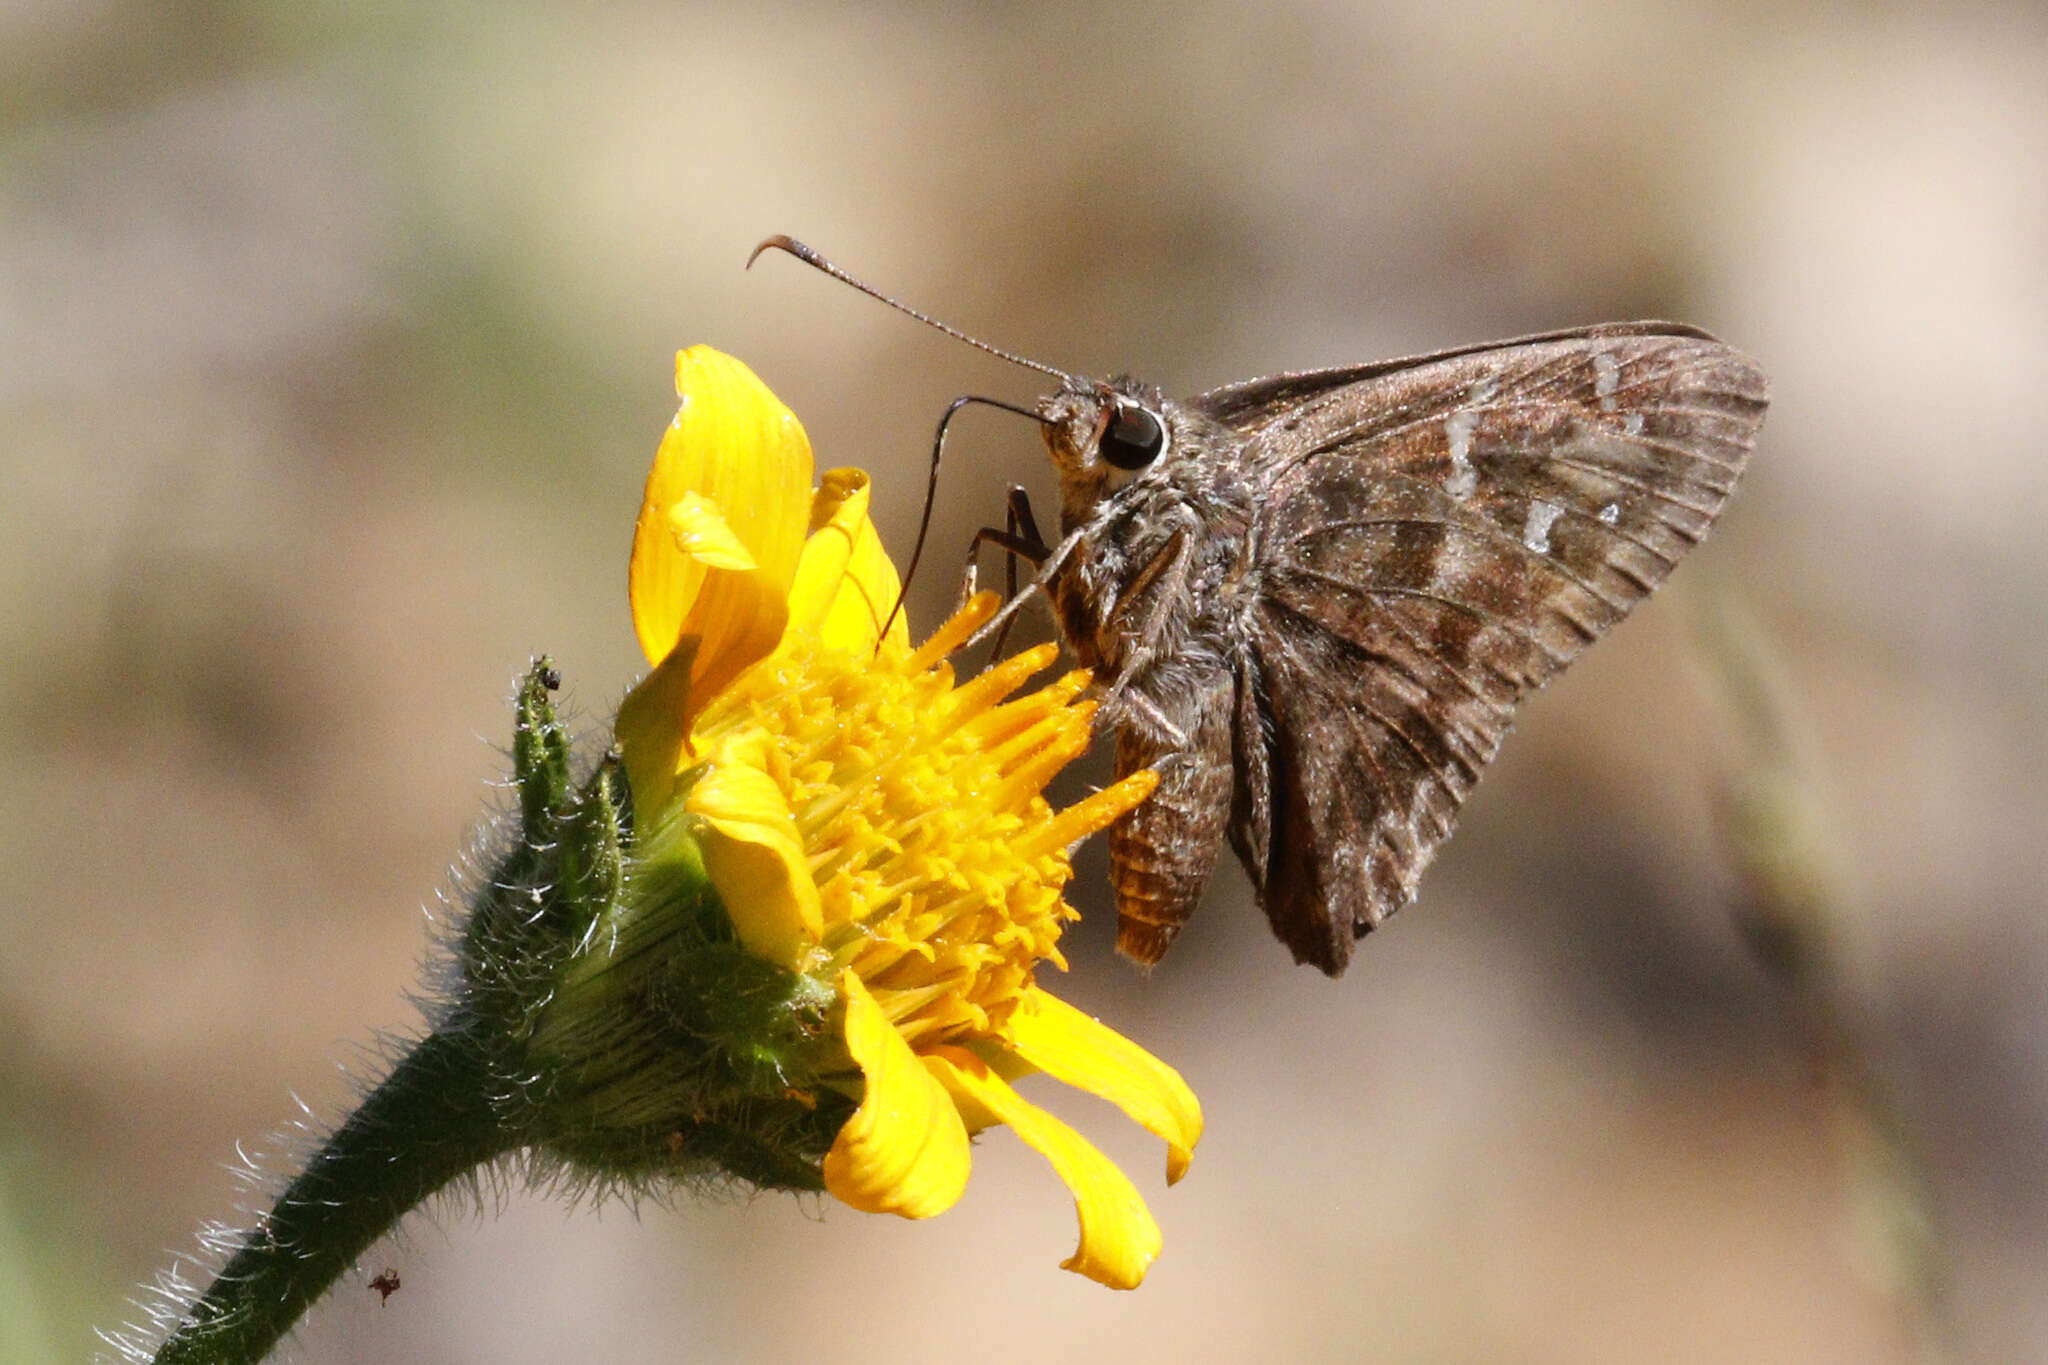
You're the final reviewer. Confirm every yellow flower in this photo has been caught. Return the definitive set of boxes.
[612,346,1201,1289]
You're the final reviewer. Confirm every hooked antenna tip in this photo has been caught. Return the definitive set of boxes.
[747,234,811,270]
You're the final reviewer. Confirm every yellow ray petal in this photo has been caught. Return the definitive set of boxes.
[1005,988,1203,1184]
[684,736,823,963]
[787,469,862,633]
[824,972,972,1219]
[788,468,907,652]
[614,635,698,821]
[928,1046,1163,1290]
[629,347,812,722]
[663,492,759,572]
[800,468,909,652]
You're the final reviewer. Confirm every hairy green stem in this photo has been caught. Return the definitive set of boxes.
[151,1027,515,1365]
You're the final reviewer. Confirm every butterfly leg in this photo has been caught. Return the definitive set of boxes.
[958,487,1048,600]
[1091,523,1193,737]
[996,488,1049,652]
[958,486,1051,660]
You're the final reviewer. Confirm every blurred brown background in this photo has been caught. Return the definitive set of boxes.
[5,2,2044,1361]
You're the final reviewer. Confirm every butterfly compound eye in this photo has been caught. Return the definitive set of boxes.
[1100,402,1167,471]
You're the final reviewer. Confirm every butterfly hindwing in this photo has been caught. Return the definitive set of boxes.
[1211,329,1768,973]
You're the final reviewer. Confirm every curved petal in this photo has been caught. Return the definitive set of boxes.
[1004,987,1203,1184]
[789,468,908,652]
[684,735,822,963]
[662,492,759,572]
[927,1046,1163,1290]
[824,972,972,1219]
[614,635,698,821]
[629,347,812,721]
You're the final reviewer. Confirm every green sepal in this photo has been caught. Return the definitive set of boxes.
[512,655,571,846]
[562,749,628,918]
[464,662,639,1045]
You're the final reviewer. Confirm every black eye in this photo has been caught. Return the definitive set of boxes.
[1100,403,1167,471]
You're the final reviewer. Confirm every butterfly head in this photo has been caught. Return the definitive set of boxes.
[1038,376,1174,526]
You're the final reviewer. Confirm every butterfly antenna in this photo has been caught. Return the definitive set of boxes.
[749,235,1071,383]
[879,394,1048,649]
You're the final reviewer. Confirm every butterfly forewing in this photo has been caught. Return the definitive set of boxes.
[1100,326,1770,974]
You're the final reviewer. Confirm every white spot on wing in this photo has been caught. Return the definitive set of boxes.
[1597,501,1621,525]
[1467,376,1500,404]
[1444,410,1479,498]
[1593,351,1620,412]
[1621,411,1644,436]
[1523,499,1564,553]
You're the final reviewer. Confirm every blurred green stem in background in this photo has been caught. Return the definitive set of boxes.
[1699,597,1957,1364]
